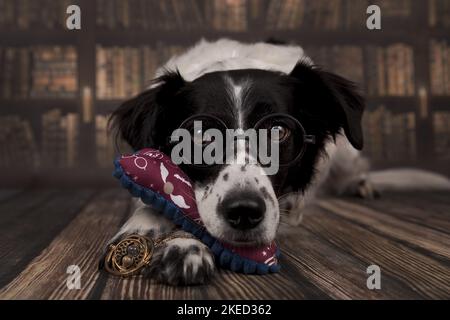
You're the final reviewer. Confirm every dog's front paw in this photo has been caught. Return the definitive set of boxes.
[144,238,215,286]
[346,177,380,199]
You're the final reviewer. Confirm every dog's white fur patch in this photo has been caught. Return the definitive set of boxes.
[156,38,311,82]
[224,75,248,129]
[195,163,279,245]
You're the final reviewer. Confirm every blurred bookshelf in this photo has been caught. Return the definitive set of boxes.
[0,0,450,186]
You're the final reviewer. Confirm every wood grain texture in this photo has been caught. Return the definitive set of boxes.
[0,190,130,299]
[0,189,449,299]
[0,189,95,288]
[354,192,450,235]
[312,202,450,299]
[278,223,421,299]
[0,189,24,203]
[99,258,325,300]
[318,199,450,260]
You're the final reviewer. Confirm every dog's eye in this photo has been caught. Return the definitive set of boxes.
[192,130,214,146]
[270,125,290,142]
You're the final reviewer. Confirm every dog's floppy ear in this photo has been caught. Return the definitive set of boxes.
[289,61,365,150]
[109,70,186,150]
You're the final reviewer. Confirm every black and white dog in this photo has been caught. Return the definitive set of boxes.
[103,39,375,285]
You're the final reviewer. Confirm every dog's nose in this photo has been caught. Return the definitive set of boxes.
[219,192,266,230]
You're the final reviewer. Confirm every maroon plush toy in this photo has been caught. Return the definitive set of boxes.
[114,148,280,274]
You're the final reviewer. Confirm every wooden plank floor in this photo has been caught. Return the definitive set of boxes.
[0,188,449,299]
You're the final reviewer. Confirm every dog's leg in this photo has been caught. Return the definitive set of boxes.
[99,199,215,285]
[323,136,379,199]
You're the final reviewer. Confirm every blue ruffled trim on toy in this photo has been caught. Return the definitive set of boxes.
[113,159,280,275]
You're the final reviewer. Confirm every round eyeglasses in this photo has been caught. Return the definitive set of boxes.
[167,113,315,168]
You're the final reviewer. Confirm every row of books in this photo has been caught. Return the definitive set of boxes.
[363,106,417,162]
[94,41,449,100]
[0,112,118,169]
[43,112,124,169]
[95,114,116,168]
[0,116,39,169]
[365,44,415,96]
[1,42,447,102]
[41,109,79,168]
[96,43,421,101]
[42,111,128,168]
[433,111,450,159]
[305,45,364,87]
[429,0,450,28]
[96,0,207,31]
[96,45,184,99]
[0,0,71,30]
[205,0,248,31]
[430,40,450,95]
[95,0,414,31]
[0,46,78,99]
[306,44,415,96]
[3,0,449,32]
[266,0,392,30]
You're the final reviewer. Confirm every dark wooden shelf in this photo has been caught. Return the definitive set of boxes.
[0,30,78,46]
[95,29,418,46]
[0,99,79,116]
[1,167,115,188]
[366,96,450,113]
[366,96,417,113]
[95,99,124,114]
[430,96,450,111]
[0,28,419,47]
[428,28,450,39]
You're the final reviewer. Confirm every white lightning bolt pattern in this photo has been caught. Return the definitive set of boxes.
[160,162,169,183]
[170,194,190,209]
[174,174,192,187]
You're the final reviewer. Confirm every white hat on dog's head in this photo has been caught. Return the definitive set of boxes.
[154,38,312,83]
